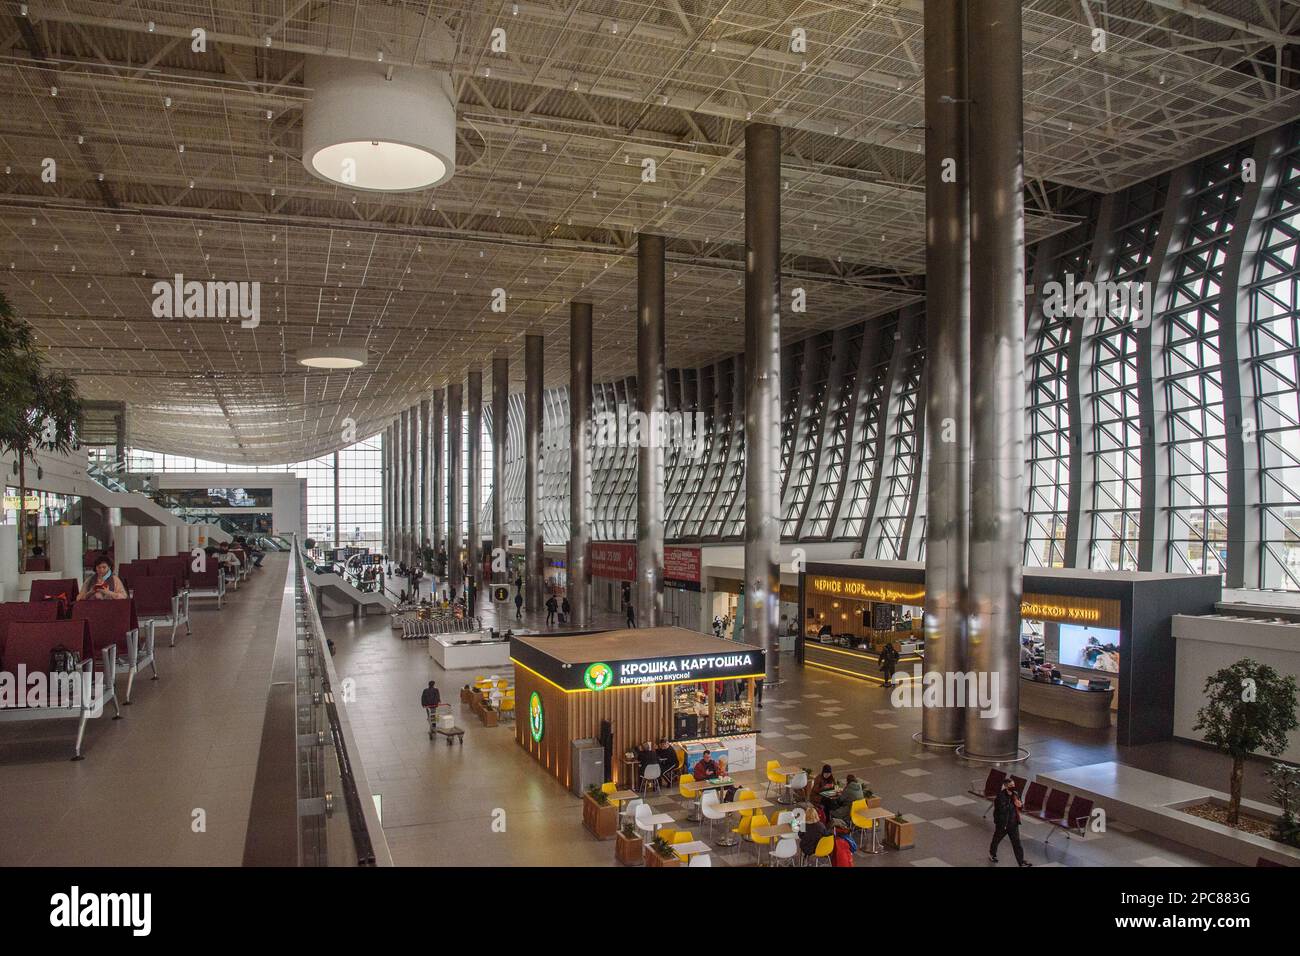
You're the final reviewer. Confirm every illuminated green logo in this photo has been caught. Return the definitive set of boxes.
[583,662,614,691]
[529,692,544,742]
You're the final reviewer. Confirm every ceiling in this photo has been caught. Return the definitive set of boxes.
[2,0,1299,463]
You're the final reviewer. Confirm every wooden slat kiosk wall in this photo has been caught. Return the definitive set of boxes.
[511,627,765,791]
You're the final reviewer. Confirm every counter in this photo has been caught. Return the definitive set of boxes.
[1019,674,1114,729]
[803,639,924,683]
[428,631,511,670]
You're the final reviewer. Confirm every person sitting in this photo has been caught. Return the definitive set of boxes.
[810,764,838,806]
[824,773,865,823]
[420,680,441,710]
[693,749,737,801]
[655,737,678,783]
[817,622,833,640]
[800,815,831,859]
[79,554,127,601]
[636,741,659,777]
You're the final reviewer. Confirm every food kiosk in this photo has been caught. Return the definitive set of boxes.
[799,560,1221,746]
[511,627,765,791]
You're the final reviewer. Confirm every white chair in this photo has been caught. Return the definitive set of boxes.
[786,771,808,805]
[688,853,712,867]
[701,789,728,841]
[620,797,644,830]
[634,800,674,840]
[640,762,663,796]
[771,836,800,867]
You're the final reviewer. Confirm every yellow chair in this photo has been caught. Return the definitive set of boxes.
[601,781,620,808]
[809,835,835,867]
[765,759,784,798]
[499,697,515,721]
[749,812,773,865]
[849,798,873,849]
[670,830,696,861]
[659,828,676,845]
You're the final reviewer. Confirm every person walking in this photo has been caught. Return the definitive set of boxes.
[514,590,524,622]
[466,579,477,617]
[625,602,636,628]
[560,596,571,625]
[545,594,558,627]
[879,641,900,688]
[989,777,1031,867]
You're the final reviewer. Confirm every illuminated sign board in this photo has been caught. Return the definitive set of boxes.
[529,692,544,742]
[807,577,1120,628]
[583,662,615,691]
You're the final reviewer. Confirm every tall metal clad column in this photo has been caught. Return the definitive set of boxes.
[525,334,545,614]
[570,302,594,627]
[419,399,430,552]
[744,123,782,685]
[637,235,666,628]
[964,0,1026,760]
[432,389,444,555]
[447,383,463,592]
[383,423,391,558]
[467,369,483,588]
[399,407,410,564]
[921,0,970,747]
[408,405,419,564]
[332,452,341,548]
[492,357,509,582]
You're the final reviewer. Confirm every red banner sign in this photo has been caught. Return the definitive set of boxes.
[664,546,701,590]
[591,542,636,580]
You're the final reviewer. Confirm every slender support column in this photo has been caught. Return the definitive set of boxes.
[332,451,341,548]
[408,405,419,564]
[570,302,594,627]
[419,399,430,554]
[382,424,391,558]
[525,334,545,613]
[399,408,410,564]
[492,357,509,582]
[432,390,444,556]
[921,0,970,747]
[467,369,483,587]
[744,123,782,685]
[447,383,463,592]
[637,234,666,628]
[964,0,1026,759]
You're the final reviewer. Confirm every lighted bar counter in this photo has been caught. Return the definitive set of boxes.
[511,627,764,792]
[803,640,924,684]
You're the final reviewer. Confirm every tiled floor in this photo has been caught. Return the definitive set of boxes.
[328,609,1265,868]
[0,557,284,866]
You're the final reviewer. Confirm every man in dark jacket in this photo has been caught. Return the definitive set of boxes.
[989,777,1031,866]
[545,594,559,626]
[420,681,441,710]
[879,642,901,687]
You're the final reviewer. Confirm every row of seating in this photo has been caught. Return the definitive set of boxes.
[971,768,1096,845]
[1,542,254,759]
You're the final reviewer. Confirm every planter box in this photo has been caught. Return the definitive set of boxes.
[884,818,915,850]
[460,687,473,705]
[582,793,619,840]
[479,708,499,728]
[865,795,882,810]
[615,831,644,865]
[645,846,681,867]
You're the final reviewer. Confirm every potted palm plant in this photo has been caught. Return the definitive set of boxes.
[864,787,882,810]
[644,834,681,867]
[615,821,643,865]
[884,811,914,850]
[582,785,619,840]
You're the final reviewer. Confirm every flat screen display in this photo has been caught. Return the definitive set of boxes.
[1057,624,1120,673]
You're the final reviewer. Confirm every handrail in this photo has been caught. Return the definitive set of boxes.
[295,536,391,866]
[244,538,391,866]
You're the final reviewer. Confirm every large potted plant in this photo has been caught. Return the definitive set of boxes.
[1193,659,1299,826]
[1268,762,1300,849]
[582,785,619,840]
[0,292,82,568]
[615,821,643,865]
[644,834,681,867]
[884,811,914,850]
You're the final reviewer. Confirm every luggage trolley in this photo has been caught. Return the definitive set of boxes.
[427,703,465,746]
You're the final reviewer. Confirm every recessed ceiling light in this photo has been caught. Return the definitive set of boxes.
[296,346,368,369]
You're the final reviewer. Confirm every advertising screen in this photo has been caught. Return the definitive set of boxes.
[1057,624,1121,673]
